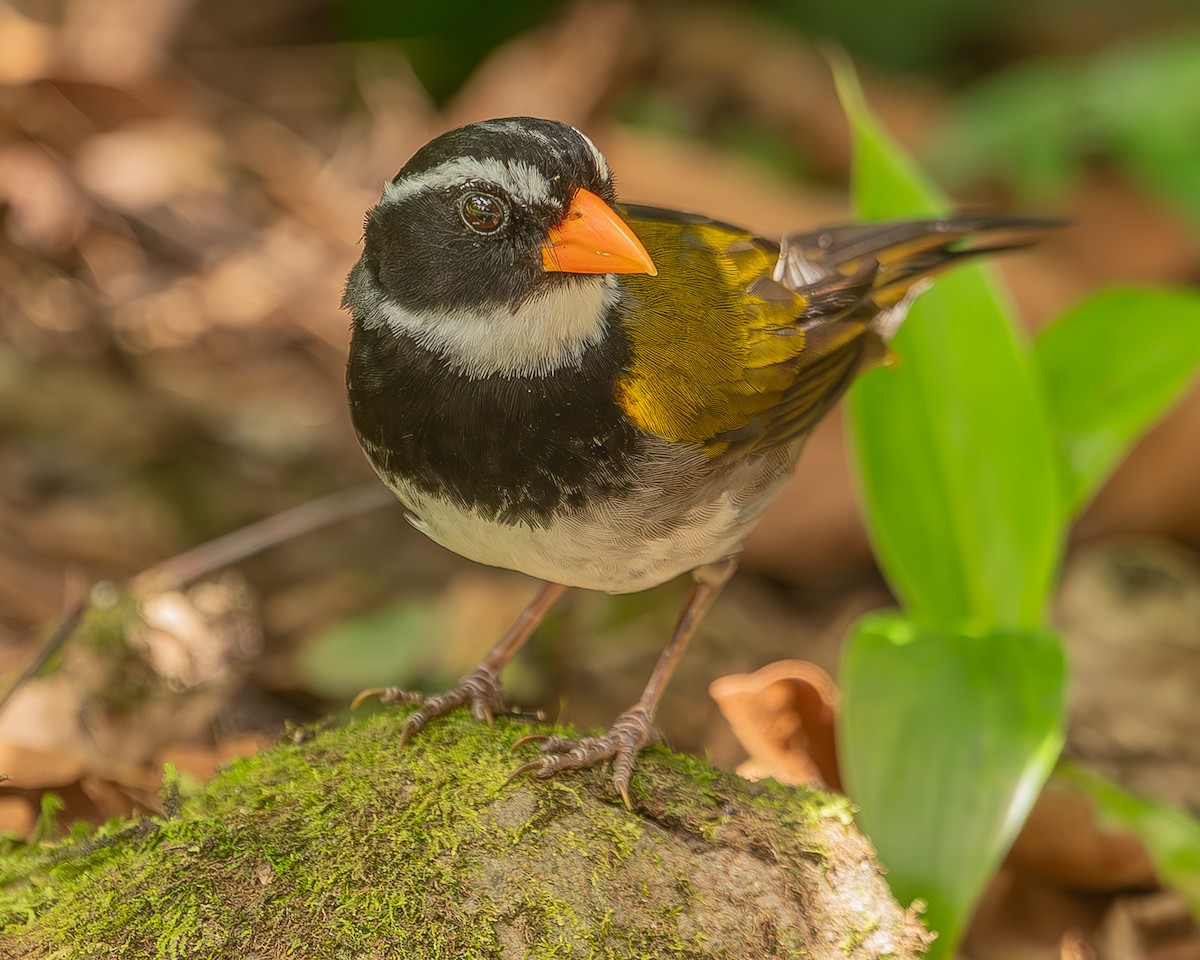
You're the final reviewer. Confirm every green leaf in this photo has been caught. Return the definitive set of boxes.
[1035,287,1200,516]
[930,33,1200,233]
[1089,32,1200,234]
[299,598,444,698]
[30,793,66,845]
[931,59,1088,200]
[1061,764,1200,917]
[839,613,1067,954]
[833,61,1063,630]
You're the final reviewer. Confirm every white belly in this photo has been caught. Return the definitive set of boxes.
[384,451,792,593]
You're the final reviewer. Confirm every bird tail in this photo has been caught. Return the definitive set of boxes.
[775,215,1063,348]
[779,215,1063,309]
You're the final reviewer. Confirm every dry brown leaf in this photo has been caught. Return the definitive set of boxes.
[1009,778,1157,891]
[0,576,262,826]
[0,732,88,791]
[132,577,262,692]
[0,670,90,766]
[709,659,841,789]
[80,769,162,817]
[0,143,90,253]
[0,5,54,84]
[156,731,271,785]
[1098,892,1200,960]
[75,120,224,213]
[57,0,192,86]
[0,795,36,836]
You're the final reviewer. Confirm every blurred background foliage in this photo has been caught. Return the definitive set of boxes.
[1,0,1199,956]
[342,0,1200,201]
[342,0,1199,90]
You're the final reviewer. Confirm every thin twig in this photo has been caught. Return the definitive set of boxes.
[0,484,396,713]
[0,596,89,713]
[129,483,396,596]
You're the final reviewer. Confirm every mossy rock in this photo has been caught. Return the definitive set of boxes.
[0,709,930,958]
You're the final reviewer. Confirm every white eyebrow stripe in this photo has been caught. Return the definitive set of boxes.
[473,119,608,180]
[382,156,553,206]
[575,129,610,180]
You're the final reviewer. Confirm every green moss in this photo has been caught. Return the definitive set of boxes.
[0,709,926,959]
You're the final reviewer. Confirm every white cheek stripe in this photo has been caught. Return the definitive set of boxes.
[354,268,620,380]
[382,156,552,207]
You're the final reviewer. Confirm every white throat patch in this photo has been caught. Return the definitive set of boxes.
[358,126,621,379]
[351,265,620,380]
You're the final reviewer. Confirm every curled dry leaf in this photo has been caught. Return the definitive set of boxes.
[709,659,841,790]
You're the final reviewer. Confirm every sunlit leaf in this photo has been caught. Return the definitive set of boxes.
[833,61,1062,630]
[1035,287,1200,516]
[839,613,1066,954]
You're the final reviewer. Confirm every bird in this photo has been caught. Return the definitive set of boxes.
[343,115,1054,805]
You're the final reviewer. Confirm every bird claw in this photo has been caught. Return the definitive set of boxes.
[358,675,659,807]
[501,759,548,791]
[355,667,505,745]
[510,733,551,749]
[350,686,426,710]
[509,707,657,808]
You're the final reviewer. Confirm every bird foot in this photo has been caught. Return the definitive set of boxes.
[352,667,505,746]
[509,706,660,807]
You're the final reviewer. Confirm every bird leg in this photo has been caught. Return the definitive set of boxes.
[353,581,568,745]
[511,557,738,806]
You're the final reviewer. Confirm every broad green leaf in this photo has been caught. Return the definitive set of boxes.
[1035,287,1200,516]
[834,63,1063,630]
[1061,764,1200,917]
[839,613,1066,954]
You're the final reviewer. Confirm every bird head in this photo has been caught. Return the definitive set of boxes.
[367,117,657,304]
[346,117,656,378]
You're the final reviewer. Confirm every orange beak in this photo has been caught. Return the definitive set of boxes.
[541,187,657,277]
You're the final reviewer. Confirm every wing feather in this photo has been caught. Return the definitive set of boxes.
[614,209,1057,457]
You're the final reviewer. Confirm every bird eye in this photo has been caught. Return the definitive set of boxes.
[460,193,505,234]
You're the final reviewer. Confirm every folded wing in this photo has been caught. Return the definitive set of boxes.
[616,207,1058,458]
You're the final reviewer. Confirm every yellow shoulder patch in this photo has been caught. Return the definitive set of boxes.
[613,216,808,453]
